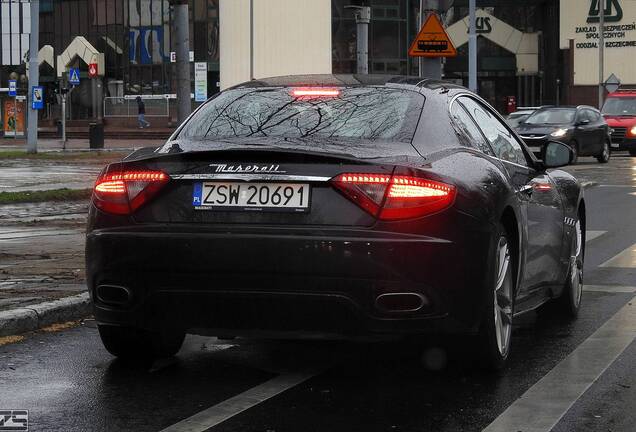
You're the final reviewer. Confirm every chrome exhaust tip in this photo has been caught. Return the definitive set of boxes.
[96,285,132,306]
[375,292,427,313]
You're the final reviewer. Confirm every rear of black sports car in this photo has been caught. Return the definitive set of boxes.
[86,77,496,341]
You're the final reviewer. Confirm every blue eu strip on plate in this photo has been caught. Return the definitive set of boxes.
[192,183,202,206]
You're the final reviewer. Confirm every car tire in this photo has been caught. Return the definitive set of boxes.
[477,225,515,370]
[569,140,579,164]
[558,218,584,318]
[596,140,611,163]
[98,325,185,361]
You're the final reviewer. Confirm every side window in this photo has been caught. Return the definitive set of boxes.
[576,109,589,123]
[587,109,601,122]
[459,97,528,166]
[450,101,494,155]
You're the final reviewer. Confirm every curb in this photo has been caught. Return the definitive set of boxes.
[0,293,91,337]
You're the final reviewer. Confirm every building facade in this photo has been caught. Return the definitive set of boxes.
[0,0,620,125]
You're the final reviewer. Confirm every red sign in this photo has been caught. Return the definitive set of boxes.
[88,63,98,78]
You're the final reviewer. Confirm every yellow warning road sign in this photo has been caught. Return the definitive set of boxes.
[408,13,457,58]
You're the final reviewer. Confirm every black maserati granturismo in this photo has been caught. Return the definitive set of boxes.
[86,75,585,369]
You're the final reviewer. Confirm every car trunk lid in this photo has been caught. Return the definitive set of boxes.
[122,142,420,227]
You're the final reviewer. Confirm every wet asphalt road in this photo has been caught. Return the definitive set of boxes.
[0,159,101,193]
[1,155,636,432]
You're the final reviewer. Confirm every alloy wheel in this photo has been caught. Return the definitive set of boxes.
[494,236,513,357]
[570,220,583,308]
[598,141,610,163]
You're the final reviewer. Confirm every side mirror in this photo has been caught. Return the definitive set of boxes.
[577,119,590,126]
[541,141,573,168]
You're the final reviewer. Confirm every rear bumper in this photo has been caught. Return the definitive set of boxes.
[86,222,494,338]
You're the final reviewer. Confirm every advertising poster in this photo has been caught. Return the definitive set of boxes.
[3,99,26,137]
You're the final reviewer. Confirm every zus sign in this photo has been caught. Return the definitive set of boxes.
[476,17,492,34]
[587,0,623,23]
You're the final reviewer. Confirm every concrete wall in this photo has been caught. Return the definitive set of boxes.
[560,0,636,85]
[219,0,332,90]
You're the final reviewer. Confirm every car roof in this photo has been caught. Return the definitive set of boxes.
[229,74,468,95]
[536,105,599,112]
[607,92,636,97]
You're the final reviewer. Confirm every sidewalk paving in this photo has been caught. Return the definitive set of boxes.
[0,141,137,334]
[0,137,164,152]
[0,221,88,335]
[0,139,146,193]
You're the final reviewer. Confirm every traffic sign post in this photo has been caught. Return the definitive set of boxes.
[69,68,80,86]
[88,63,98,78]
[194,62,208,102]
[27,0,40,153]
[8,80,17,97]
[604,73,621,94]
[31,86,45,110]
[8,81,19,140]
[408,12,457,58]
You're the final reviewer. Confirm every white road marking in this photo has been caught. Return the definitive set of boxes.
[482,298,636,432]
[585,230,606,242]
[160,371,318,432]
[584,285,636,293]
[600,243,636,267]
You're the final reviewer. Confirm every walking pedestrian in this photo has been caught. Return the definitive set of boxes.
[136,96,150,128]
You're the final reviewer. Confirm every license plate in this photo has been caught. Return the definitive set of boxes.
[193,182,310,212]
[611,143,619,148]
[529,146,542,153]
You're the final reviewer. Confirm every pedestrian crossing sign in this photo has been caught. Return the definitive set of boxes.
[69,68,80,86]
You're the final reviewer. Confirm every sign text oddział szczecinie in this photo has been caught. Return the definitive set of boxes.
[573,23,636,49]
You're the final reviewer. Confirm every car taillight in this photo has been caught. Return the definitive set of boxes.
[331,173,456,221]
[93,170,169,215]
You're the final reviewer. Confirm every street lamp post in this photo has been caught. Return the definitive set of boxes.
[420,0,442,79]
[27,0,40,153]
[598,0,605,109]
[171,0,191,124]
[468,0,477,92]
[345,6,371,75]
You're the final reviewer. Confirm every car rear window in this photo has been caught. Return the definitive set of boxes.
[176,87,424,144]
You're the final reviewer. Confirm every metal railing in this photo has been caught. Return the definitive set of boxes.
[104,95,172,118]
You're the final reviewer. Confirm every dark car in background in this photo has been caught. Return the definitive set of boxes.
[505,107,544,128]
[516,106,611,163]
[86,75,585,370]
